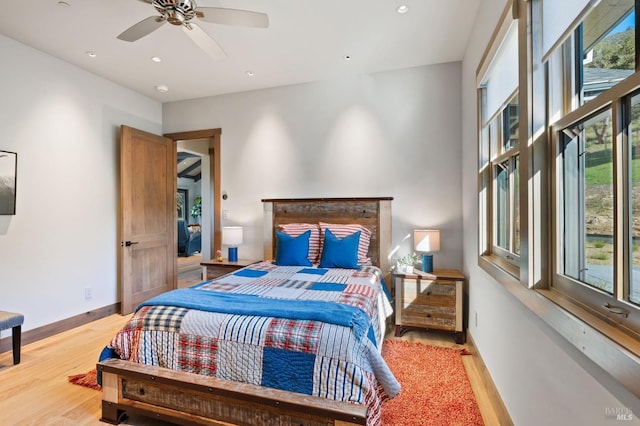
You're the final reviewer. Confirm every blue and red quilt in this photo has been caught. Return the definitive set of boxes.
[104,262,400,425]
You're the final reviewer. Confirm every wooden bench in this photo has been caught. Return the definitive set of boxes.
[0,311,24,364]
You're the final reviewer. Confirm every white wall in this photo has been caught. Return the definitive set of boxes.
[0,34,162,334]
[163,64,464,269]
[462,1,640,424]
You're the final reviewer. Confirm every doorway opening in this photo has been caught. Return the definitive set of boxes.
[166,129,222,287]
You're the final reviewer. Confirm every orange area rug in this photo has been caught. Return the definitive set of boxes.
[381,339,484,425]
[68,369,101,390]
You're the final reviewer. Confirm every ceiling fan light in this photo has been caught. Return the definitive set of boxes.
[154,0,197,25]
[155,85,169,93]
[166,10,186,25]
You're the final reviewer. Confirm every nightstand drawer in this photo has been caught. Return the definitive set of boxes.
[401,305,456,331]
[402,280,456,307]
[403,303,455,318]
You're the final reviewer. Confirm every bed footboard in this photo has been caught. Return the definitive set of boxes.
[98,358,367,426]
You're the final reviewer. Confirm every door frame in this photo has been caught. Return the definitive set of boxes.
[165,129,222,258]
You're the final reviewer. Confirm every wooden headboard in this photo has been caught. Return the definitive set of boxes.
[262,197,393,277]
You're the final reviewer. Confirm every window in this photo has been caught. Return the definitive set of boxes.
[478,15,520,273]
[559,108,614,292]
[579,1,635,105]
[480,95,521,270]
[493,96,521,262]
[549,0,640,335]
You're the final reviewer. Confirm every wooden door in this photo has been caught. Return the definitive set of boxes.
[120,125,176,315]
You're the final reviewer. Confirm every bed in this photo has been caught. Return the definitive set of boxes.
[98,197,397,426]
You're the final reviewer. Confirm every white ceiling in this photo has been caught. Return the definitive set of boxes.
[0,0,480,103]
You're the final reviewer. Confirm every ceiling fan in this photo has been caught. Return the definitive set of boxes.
[118,0,269,60]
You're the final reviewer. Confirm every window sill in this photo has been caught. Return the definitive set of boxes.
[479,254,519,281]
[537,289,640,388]
[479,254,640,398]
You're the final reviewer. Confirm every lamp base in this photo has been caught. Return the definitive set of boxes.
[421,254,433,273]
[228,247,238,262]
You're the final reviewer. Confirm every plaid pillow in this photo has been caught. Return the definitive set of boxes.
[278,223,321,263]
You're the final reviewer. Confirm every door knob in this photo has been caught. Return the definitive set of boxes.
[122,241,139,247]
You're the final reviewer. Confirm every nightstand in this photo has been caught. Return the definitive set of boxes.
[393,268,466,344]
[200,258,260,280]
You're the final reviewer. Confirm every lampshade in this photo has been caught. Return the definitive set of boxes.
[222,226,243,246]
[414,229,440,253]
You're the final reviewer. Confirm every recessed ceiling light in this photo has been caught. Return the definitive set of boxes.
[246,71,255,77]
[397,5,409,14]
[155,85,169,93]
[85,51,97,58]
[58,1,71,7]
[151,56,162,63]
[344,55,352,61]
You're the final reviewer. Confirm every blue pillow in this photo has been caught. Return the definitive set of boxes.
[318,229,361,269]
[275,230,313,266]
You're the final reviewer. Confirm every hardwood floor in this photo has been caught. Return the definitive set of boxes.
[0,313,168,426]
[177,253,203,288]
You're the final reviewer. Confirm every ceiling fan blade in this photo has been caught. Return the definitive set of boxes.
[196,7,269,28]
[117,16,166,42]
[183,23,226,60]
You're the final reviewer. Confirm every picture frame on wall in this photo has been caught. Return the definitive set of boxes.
[0,150,17,215]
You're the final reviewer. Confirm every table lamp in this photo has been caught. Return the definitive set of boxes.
[414,229,440,273]
[222,226,243,262]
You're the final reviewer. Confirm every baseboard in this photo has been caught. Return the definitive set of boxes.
[0,303,120,354]
[466,331,514,426]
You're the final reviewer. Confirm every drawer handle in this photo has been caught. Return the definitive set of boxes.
[425,314,431,318]
[425,291,431,295]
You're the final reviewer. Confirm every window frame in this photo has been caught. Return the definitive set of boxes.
[477,2,524,277]
[550,72,640,336]
[491,108,521,268]
[541,0,640,399]
[547,0,640,335]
